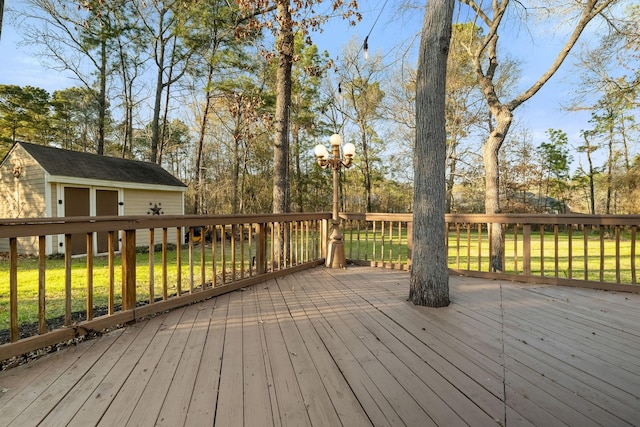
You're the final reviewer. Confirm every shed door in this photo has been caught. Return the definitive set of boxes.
[64,187,90,255]
[96,190,119,253]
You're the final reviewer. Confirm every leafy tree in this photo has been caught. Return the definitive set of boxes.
[130,0,197,163]
[51,87,108,152]
[236,0,360,214]
[109,1,146,159]
[444,22,485,212]
[19,0,127,155]
[182,0,253,213]
[0,84,51,145]
[289,36,328,213]
[537,129,573,213]
[499,129,542,213]
[575,129,602,214]
[338,38,386,213]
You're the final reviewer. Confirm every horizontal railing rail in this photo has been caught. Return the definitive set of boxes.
[341,213,640,293]
[0,213,330,362]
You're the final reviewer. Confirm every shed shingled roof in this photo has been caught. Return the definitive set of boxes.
[15,142,186,188]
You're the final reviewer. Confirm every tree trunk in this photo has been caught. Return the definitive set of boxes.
[272,0,293,214]
[151,61,163,163]
[292,122,304,212]
[97,38,107,155]
[483,106,512,272]
[359,121,372,212]
[446,150,456,212]
[606,124,614,214]
[194,64,214,214]
[410,0,454,308]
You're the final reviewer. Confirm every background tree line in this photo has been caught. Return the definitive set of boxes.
[1,0,638,217]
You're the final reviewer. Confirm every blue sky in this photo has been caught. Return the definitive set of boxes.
[313,2,597,149]
[0,1,602,160]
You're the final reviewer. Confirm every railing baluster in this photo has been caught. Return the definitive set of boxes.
[108,230,115,313]
[584,225,589,281]
[189,227,195,293]
[176,227,182,295]
[305,221,309,263]
[212,225,218,286]
[86,232,93,321]
[65,234,72,326]
[632,226,637,285]
[455,223,460,269]
[241,224,246,279]
[365,221,369,262]
[501,224,506,272]
[232,224,237,280]
[477,224,482,271]
[466,223,471,271]
[9,237,18,342]
[38,236,47,334]
[373,221,377,264]
[568,225,573,279]
[513,225,518,274]
[397,222,402,268]
[201,226,206,288]
[540,225,545,277]
[222,225,227,283]
[616,225,621,284]
[149,228,155,304]
[523,224,531,275]
[122,229,137,310]
[248,223,254,277]
[554,225,559,278]
[600,225,605,282]
[162,228,168,300]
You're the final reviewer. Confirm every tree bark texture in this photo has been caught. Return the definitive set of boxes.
[272,0,293,214]
[97,39,106,155]
[409,0,454,308]
[483,106,512,271]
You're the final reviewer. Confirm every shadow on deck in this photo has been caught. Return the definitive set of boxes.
[1,266,639,426]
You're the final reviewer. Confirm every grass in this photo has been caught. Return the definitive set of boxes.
[0,243,257,338]
[343,227,640,284]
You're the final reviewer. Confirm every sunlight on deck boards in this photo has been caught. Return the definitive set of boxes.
[1,267,639,426]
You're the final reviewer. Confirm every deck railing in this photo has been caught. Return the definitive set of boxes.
[341,213,640,293]
[3,211,640,363]
[0,213,329,361]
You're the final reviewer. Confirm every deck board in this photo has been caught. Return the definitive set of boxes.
[2,266,640,426]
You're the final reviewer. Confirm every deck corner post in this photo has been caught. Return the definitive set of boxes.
[121,229,137,311]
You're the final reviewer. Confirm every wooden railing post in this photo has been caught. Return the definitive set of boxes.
[121,229,137,311]
[321,218,328,260]
[9,237,18,342]
[523,224,531,276]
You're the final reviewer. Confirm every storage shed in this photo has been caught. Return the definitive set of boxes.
[0,141,187,255]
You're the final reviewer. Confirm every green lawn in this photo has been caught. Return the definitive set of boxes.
[0,243,255,337]
[343,228,640,284]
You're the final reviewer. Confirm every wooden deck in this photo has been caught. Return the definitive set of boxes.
[1,266,639,426]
